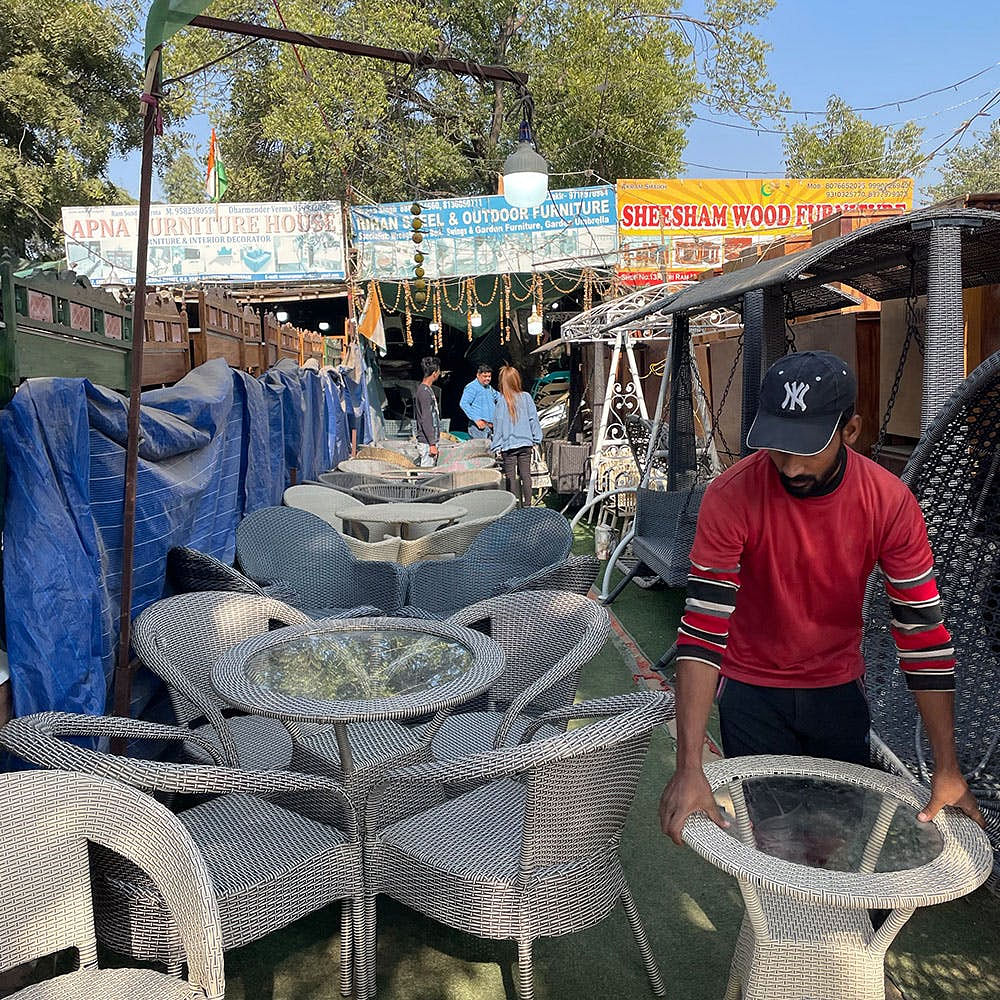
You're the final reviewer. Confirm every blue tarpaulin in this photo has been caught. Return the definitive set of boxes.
[1,357,355,717]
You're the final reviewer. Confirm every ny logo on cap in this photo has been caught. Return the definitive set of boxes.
[781,381,810,412]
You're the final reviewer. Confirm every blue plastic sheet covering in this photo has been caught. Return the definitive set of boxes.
[0,357,355,718]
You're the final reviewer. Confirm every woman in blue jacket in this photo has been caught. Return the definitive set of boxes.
[492,365,542,507]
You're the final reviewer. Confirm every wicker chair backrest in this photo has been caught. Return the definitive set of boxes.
[465,507,573,564]
[421,468,503,492]
[0,768,224,996]
[284,484,363,529]
[498,556,600,597]
[339,458,400,475]
[319,471,388,491]
[166,547,267,597]
[452,489,517,521]
[357,446,416,469]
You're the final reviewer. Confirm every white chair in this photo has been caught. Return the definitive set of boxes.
[284,484,364,533]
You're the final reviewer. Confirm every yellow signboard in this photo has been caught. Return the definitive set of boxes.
[616,177,914,285]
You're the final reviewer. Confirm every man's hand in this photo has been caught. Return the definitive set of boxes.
[429,445,438,457]
[659,766,729,846]
[918,768,985,827]
[475,419,488,430]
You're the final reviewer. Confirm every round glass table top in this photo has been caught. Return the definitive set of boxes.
[717,774,945,873]
[244,628,475,703]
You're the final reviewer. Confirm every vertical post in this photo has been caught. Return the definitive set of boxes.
[740,287,785,455]
[666,313,695,491]
[922,223,966,429]
[111,49,159,720]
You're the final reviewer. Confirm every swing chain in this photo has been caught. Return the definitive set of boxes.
[872,294,923,461]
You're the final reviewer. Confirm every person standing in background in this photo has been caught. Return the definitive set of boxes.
[460,364,499,439]
[414,356,441,468]
[492,365,542,507]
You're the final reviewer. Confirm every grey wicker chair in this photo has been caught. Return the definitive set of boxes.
[284,483,366,531]
[0,768,225,1000]
[360,691,674,1000]
[0,713,361,995]
[495,555,601,597]
[319,471,389,492]
[431,591,611,758]
[236,506,409,615]
[419,468,504,497]
[407,508,574,616]
[133,592,312,770]
[167,546,283,600]
[349,483,442,504]
[863,350,1000,885]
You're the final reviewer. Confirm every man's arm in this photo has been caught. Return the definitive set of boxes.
[658,658,729,844]
[413,389,435,446]
[459,382,476,421]
[913,690,985,825]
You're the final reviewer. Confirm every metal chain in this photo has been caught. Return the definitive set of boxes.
[784,318,798,354]
[691,331,744,468]
[872,294,923,461]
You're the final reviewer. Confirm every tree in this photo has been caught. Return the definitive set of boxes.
[783,96,925,179]
[926,120,1000,203]
[160,134,207,204]
[0,0,142,257]
[161,0,784,204]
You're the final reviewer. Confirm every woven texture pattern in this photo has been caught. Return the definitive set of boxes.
[685,755,993,1000]
[133,591,311,768]
[863,350,1000,882]
[407,508,573,615]
[357,446,416,469]
[166,547,269,598]
[236,506,408,614]
[419,469,504,495]
[350,483,442,504]
[495,555,600,597]
[284,484,365,532]
[630,486,705,588]
[360,692,674,1000]
[319,471,388,491]
[0,714,361,985]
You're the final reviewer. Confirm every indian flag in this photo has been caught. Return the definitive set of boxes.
[205,128,229,203]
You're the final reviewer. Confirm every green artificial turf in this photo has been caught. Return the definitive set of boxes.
[219,515,1000,1000]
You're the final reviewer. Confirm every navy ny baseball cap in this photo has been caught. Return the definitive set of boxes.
[746,351,857,456]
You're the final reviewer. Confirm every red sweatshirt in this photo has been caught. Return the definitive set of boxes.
[676,448,955,691]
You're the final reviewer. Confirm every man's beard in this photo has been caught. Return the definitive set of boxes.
[778,444,847,498]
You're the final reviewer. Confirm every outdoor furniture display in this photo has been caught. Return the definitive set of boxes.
[0,768,225,1000]
[683,755,993,1000]
[236,506,409,616]
[349,483,443,505]
[494,554,601,597]
[339,458,403,476]
[862,350,1000,885]
[359,691,674,1000]
[0,714,362,993]
[407,507,574,616]
[132,592,311,770]
[319,470,390,492]
[431,591,611,759]
[357,446,416,469]
[335,501,468,542]
[211,617,505,809]
[420,468,504,493]
[283,484,366,534]
[394,491,517,563]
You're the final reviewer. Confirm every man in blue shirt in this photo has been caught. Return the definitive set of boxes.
[459,364,500,439]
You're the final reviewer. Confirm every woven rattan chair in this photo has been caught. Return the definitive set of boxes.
[407,508,573,616]
[863,350,1000,884]
[284,484,365,532]
[349,483,442,504]
[429,455,497,474]
[395,492,517,563]
[419,468,504,495]
[360,692,673,1000]
[167,547,288,600]
[0,713,361,994]
[431,591,610,758]
[357,446,416,470]
[133,592,312,770]
[319,471,389,492]
[339,458,401,476]
[0,768,225,1000]
[437,438,491,458]
[495,555,600,597]
[236,506,409,615]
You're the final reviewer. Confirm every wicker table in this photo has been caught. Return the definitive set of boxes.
[683,755,992,1000]
[335,501,466,541]
[212,617,503,799]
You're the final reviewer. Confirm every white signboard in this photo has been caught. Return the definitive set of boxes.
[61,201,347,285]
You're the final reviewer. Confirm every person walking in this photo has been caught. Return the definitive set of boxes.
[413,356,441,468]
[492,365,542,507]
[658,350,984,845]
[460,364,500,439]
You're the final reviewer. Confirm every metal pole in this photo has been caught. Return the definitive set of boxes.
[111,49,159,720]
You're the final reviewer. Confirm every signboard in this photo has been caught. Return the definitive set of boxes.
[61,201,347,285]
[616,178,914,286]
[351,185,617,281]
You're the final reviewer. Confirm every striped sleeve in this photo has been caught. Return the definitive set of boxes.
[885,566,955,692]
[676,561,740,670]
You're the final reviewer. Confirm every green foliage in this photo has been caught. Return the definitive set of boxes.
[926,120,1000,203]
[0,0,142,256]
[783,96,925,179]
[159,133,207,203]
[161,0,782,203]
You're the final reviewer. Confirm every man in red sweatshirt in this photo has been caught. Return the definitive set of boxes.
[659,350,984,844]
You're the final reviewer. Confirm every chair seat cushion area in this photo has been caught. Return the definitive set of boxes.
[9,967,198,1000]
[95,793,359,957]
[185,715,294,770]
[430,713,561,760]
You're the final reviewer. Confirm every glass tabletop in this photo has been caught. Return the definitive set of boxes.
[717,774,944,873]
[244,628,475,702]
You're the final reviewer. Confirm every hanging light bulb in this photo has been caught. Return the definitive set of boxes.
[429,321,440,333]
[502,116,548,210]
[470,308,482,328]
[318,321,330,331]
[527,307,543,337]
[276,310,289,323]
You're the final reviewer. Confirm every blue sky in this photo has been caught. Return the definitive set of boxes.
[109,0,999,204]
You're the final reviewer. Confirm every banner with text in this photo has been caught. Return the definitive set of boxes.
[615,177,914,286]
[61,201,347,285]
[351,186,617,281]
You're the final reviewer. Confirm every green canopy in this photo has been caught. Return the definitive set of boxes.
[144,0,213,63]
